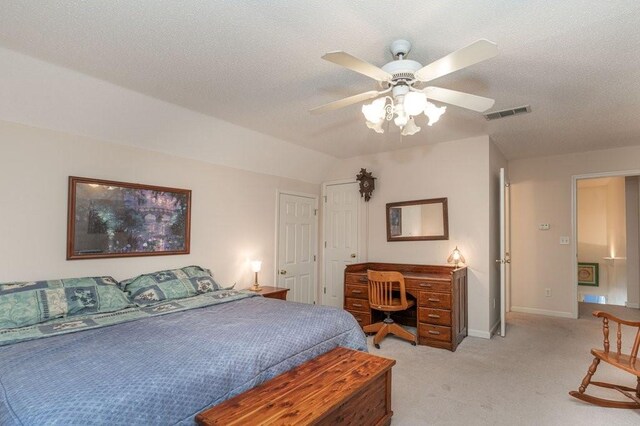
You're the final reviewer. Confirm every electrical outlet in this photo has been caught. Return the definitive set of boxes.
[560,236,570,245]
[545,288,551,297]
[538,223,550,230]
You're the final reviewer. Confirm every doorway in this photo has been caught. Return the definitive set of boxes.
[276,192,318,304]
[572,171,640,317]
[322,181,361,308]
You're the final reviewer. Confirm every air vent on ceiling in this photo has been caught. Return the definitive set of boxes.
[484,105,531,121]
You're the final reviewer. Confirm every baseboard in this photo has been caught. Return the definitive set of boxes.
[511,306,574,318]
[468,329,491,339]
[625,302,640,309]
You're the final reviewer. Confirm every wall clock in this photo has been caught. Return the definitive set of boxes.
[356,168,376,202]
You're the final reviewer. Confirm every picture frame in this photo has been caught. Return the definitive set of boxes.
[577,262,599,286]
[67,176,191,260]
[389,207,402,237]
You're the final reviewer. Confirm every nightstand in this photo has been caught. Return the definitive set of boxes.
[256,286,289,301]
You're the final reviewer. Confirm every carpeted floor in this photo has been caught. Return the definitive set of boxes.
[368,304,640,425]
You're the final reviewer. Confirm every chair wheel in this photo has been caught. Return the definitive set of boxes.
[412,341,417,346]
[374,343,380,349]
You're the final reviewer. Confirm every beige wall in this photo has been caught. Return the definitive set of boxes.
[625,176,640,308]
[0,120,319,287]
[326,135,499,337]
[509,145,640,317]
[577,178,627,305]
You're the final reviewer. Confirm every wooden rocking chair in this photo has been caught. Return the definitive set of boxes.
[569,311,640,408]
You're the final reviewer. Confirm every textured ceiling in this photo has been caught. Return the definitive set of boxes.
[0,1,639,159]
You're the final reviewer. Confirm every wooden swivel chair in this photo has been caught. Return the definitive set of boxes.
[363,270,417,349]
[569,311,640,408]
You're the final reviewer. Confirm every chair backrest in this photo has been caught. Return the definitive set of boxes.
[367,270,409,311]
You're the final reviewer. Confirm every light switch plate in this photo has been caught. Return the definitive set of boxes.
[560,236,570,245]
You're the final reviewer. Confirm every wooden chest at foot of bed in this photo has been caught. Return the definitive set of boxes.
[195,347,395,426]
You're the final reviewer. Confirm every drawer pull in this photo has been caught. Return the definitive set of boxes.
[428,330,441,335]
[352,303,363,308]
[352,290,362,294]
[419,283,433,288]
[427,314,440,319]
[428,298,440,302]
[359,277,367,283]
[355,317,362,322]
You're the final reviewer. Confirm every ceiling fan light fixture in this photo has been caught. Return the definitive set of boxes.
[425,102,446,126]
[361,97,387,123]
[403,91,427,116]
[393,104,409,128]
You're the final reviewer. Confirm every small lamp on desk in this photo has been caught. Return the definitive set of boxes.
[447,246,465,269]
[250,260,262,292]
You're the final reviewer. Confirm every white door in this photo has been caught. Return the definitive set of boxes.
[277,193,317,304]
[498,168,511,337]
[323,182,360,308]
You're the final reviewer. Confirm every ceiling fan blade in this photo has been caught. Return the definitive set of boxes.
[415,39,498,82]
[322,51,392,82]
[424,86,495,112]
[309,90,384,115]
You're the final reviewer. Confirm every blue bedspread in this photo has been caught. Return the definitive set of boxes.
[0,296,366,425]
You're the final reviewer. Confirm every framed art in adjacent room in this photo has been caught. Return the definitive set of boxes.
[67,176,191,260]
[577,262,599,286]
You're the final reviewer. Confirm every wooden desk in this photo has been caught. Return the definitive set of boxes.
[344,263,467,352]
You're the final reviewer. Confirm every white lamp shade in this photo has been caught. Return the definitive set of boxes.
[366,120,385,133]
[361,97,387,123]
[401,117,421,136]
[250,260,262,273]
[404,91,427,116]
[425,102,447,126]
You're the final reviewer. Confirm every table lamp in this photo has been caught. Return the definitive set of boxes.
[447,247,465,269]
[250,260,262,291]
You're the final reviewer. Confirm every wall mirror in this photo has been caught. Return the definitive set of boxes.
[386,198,449,241]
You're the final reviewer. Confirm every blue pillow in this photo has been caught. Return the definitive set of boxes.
[120,266,221,306]
[0,276,133,329]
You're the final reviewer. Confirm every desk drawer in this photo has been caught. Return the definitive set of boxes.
[406,278,450,293]
[346,297,370,311]
[346,310,371,327]
[418,324,452,342]
[345,273,368,286]
[345,284,368,299]
[418,308,451,326]
[418,291,452,309]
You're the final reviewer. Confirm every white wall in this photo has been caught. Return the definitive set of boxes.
[326,135,498,337]
[0,120,319,287]
[489,140,507,332]
[0,46,334,184]
[509,145,640,318]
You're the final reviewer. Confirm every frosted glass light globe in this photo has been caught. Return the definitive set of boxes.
[403,91,427,116]
[361,98,387,123]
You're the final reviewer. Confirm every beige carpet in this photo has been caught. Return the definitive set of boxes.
[368,304,640,425]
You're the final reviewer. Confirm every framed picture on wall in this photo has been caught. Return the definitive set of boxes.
[577,262,599,286]
[67,176,191,260]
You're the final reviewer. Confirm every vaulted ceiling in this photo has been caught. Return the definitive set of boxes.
[0,1,639,159]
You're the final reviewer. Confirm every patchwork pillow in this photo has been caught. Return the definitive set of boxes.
[120,266,221,306]
[0,276,133,329]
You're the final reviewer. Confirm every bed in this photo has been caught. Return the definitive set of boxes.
[0,290,367,425]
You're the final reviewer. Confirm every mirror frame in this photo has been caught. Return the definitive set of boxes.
[386,197,449,241]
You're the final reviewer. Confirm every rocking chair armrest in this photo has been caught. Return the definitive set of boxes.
[593,311,640,328]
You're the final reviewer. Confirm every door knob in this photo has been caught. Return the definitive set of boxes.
[350,253,357,258]
[279,269,287,275]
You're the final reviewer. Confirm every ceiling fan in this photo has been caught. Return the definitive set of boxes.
[310,39,498,136]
